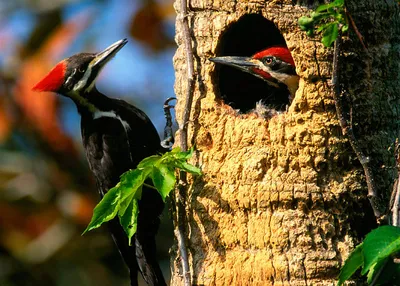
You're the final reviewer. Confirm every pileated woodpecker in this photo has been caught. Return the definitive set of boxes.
[210,46,299,116]
[32,39,166,286]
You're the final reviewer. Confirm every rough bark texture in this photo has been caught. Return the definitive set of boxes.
[172,1,400,285]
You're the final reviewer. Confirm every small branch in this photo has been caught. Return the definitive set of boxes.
[176,172,191,285]
[345,9,367,52]
[390,141,400,226]
[161,97,176,149]
[179,2,196,151]
[143,183,158,191]
[369,258,388,286]
[331,34,382,220]
[174,0,196,285]
[390,178,400,226]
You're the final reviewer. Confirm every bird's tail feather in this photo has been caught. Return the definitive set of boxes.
[107,218,140,285]
[135,232,166,286]
[107,214,166,285]
[135,185,166,285]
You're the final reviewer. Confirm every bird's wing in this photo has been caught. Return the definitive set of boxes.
[81,115,141,284]
[112,99,167,285]
[81,103,167,285]
[112,99,166,158]
[81,116,133,195]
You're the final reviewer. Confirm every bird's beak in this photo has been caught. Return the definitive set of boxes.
[209,56,259,74]
[209,56,279,87]
[90,38,128,70]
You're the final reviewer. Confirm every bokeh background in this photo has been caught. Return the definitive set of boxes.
[0,0,176,285]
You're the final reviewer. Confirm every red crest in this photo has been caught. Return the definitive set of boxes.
[253,46,295,67]
[32,61,67,92]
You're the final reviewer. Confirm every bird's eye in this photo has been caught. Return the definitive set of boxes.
[78,67,85,74]
[264,57,274,65]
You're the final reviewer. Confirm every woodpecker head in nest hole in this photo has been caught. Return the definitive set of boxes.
[210,46,299,118]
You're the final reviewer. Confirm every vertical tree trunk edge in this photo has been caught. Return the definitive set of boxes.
[172,1,400,285]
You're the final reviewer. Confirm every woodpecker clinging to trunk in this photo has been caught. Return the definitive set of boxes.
[210,46,299,117]
[32,39,166,286]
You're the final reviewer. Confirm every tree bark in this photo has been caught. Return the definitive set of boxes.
[172,1,400,285]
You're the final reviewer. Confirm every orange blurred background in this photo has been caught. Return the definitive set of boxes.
[0,0,175,285]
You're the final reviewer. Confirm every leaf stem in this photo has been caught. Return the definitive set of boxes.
[143,183,158,191]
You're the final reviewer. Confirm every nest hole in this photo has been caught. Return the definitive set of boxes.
[213,14,293,114]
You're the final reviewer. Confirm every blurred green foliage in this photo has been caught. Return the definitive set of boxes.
[0,0,175,285]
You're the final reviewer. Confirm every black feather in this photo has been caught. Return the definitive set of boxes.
[79,90,166,286]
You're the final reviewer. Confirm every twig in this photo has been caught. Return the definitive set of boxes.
[175,173,191,286]
[369,258,388,286]
[161,97,177,149]
[143,183,158,191]
[345,8,372,88]
[179,2,195,151]
[390,178,400,226]
[345,9,367,51]
[331,34,382,220]
[175,0,196,285]
[390,141,400,226]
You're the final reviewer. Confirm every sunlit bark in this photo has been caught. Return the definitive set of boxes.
[172,1,400,285]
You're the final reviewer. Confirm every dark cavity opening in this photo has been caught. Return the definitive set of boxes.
[212,14,292,113]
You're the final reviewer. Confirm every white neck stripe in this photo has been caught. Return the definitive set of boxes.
[73,66,92,92]
[93,110,133,162]
[93,110,131,132]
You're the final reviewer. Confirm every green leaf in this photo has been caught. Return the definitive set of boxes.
[315,0,344,12]
[298,16,314,30]
[83,185,123,234]
[84,146,202,241]
[322,23,339,47]
[119,197,139,245]
[362,226,400,275]
[373,258,400,285]
[310,11,329,22]
[337,243,364,286]
[137,155,161,170]
[315,3,337,12]
[317,22,336,33]
[341,24,349,33]
[367,258,388,284]
[333,0,344,6]
[298,0,347,47]
[171,146,194,160]
[119,192,135,217]
[119,169,146,194]
[334,11,345,23]
[83,168,147,236]
[173,161,201,175]
[151,164,176,201]
[170,147,182,153]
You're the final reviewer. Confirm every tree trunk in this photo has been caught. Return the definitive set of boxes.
[172,1,400,285]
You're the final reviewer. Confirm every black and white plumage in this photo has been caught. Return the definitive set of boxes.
[210,46,299,118]
[33,39,166,286]
[80,93,166,286]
